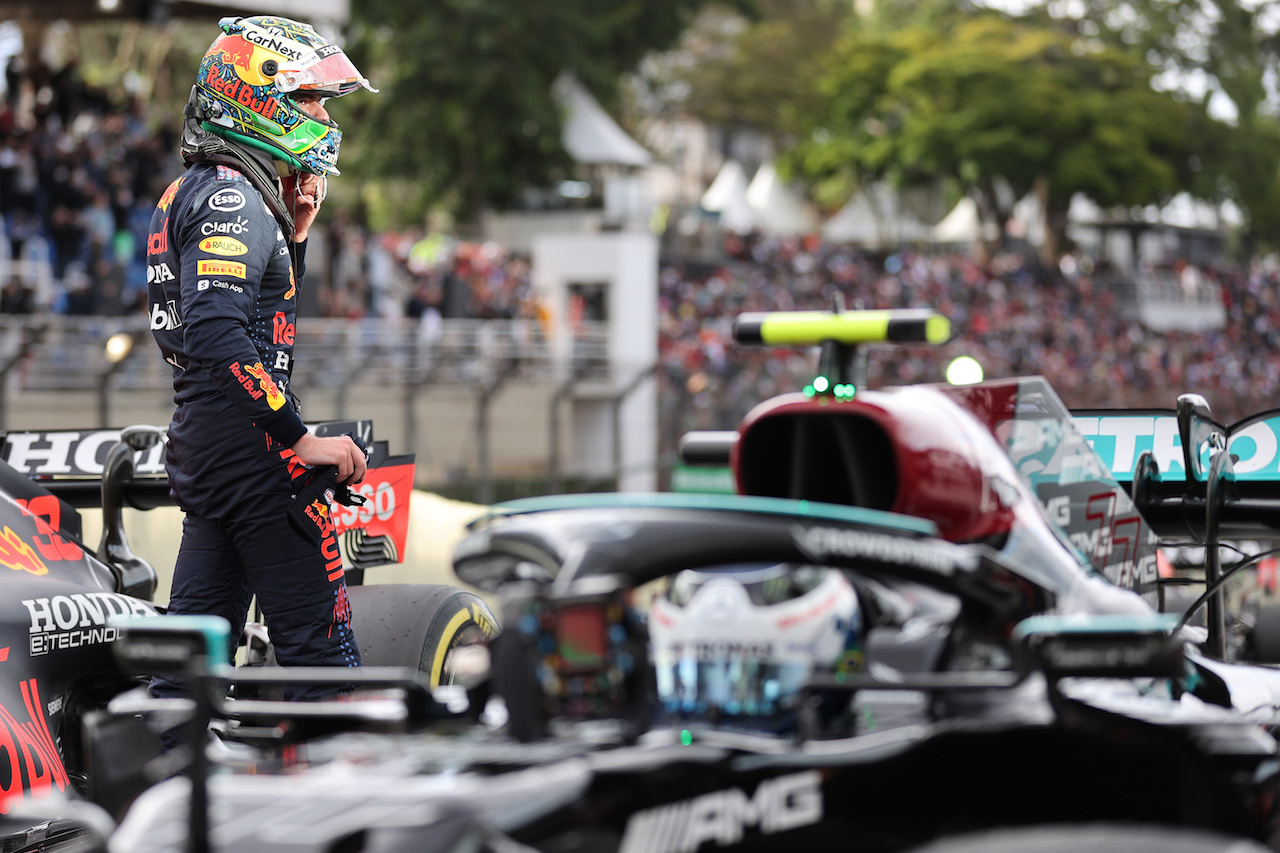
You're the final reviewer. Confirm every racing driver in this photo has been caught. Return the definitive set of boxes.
[145,16,375,701]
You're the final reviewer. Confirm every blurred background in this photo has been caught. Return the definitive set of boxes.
[1,0,1279,506]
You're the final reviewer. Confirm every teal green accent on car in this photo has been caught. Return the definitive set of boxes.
[1013,612,1181,639]
[484,492,937,536]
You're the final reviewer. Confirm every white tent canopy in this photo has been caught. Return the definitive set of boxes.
[933,197,999,244]
[700,160,757,234]
[745,161,817,236]
[823,184,932,247]
[554,74,652,168]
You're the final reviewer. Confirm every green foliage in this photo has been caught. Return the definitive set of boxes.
[666,0,850,142]
[1004,0,1280,251]
[342,0,753,227]
[783,11,1206,252]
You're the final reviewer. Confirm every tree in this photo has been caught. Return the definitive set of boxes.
[1002,0,1280,251]
[643,0,850,149]
[784,12,1207,259]
[341,0,753,229]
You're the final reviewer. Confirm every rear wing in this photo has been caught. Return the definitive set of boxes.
[1073,400,1280,542]
[0,421,416,572]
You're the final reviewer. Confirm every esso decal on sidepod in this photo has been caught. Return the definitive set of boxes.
[331,462,416,562]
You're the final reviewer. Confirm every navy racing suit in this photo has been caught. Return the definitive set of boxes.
[146,158,360,698]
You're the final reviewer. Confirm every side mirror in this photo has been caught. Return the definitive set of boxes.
[678,430,737,467]
[1176,394,1217,488]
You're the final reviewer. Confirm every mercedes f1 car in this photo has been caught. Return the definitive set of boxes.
[13,308,1280,853]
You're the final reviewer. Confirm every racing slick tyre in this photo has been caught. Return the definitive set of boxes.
[904,825,1270,853]
[347,583,500,687]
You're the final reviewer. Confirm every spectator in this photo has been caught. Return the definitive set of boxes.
[0,275,32,313]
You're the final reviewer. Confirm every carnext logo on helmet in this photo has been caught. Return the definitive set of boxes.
[209,189,247,212]
[792,526,955,575]
[242,29,305,61]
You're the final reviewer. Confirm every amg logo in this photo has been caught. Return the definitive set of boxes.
[619,771,822,853]
[792,526,955,575]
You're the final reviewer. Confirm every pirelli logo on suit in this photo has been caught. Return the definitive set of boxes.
[197,260,247,279]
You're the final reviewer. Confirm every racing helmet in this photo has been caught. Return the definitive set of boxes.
[193,16,376,176]
[648,564,862,730]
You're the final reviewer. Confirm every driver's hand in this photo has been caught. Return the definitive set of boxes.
[283,171,325,242]
[291,432,366,485]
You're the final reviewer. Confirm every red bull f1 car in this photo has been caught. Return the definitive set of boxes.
[0,421,497,848]
[10,309,1280,853]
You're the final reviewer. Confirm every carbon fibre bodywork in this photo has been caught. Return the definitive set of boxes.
[0,456,159,818]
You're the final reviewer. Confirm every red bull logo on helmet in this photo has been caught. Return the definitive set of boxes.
[215,35,254,72]
[205,65,280,120]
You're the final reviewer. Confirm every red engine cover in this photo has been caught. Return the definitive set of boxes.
[734,385,1021,543]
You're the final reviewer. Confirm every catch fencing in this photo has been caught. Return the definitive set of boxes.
[0,315,648,500]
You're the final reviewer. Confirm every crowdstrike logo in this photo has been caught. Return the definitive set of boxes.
[792,526,956,575]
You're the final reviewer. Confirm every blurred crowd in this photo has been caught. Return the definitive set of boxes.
[1,54,180,316]
[658,235,1280,440]
[4,56,1280,435]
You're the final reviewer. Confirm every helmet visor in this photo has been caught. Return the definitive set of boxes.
[277,48,376,98]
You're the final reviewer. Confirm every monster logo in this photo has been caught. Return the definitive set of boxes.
[243,362,287,411]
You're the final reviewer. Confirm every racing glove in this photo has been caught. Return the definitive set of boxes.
[286,433,368,546]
